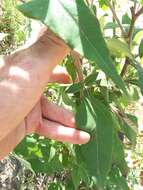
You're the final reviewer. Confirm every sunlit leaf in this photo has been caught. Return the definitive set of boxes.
[106,38,133,59]
[18,0,127,93]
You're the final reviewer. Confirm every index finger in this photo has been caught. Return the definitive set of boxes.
[41,95,75,128]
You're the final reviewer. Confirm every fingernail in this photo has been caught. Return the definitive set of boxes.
[80,131,90,144]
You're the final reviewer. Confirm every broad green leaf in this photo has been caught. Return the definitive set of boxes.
[75,96,114,188]
[18,0,126,93]
[139,38,143,58]
[106,38,133,59]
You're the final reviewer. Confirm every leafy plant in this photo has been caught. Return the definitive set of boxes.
[0,0,27,55]
[14,0,143,189]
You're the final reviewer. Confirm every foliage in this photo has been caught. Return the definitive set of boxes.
[14,0,143,189]
[0,0,27,55]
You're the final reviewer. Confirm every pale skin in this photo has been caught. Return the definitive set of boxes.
[0,29,90,160]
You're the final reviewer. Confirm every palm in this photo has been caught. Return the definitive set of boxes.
[0,66,90,160]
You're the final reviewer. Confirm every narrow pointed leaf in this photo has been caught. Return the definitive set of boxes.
[76,98,97,135]
[18,0,126,93]
[75,96,114,188]
[139,39,143,58]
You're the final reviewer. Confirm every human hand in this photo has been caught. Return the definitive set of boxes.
[0,66,90,159]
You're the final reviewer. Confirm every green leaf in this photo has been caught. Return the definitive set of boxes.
[48,183,60,190]
[72,164,90,189]
[66,82,83,94]
[75,96,114,188]
[139,0,143,5]
[84,71,98,86]
[78,164,90,186]
[104,22,119,30]
[106,38,133,59]
[119,118,137,145]
[134,63,143,95]
[76,98,97,135]
[122,13,131,25]
[125,79,140,87]
[71,166,81,189]
[139,38,143,58]
[108,166,130,190]
[12,154,35,175]
[98,0,108,7]
[112,133,128,175]
[18,0,126,93]
[65,55,77,82]
[48,146,56,162]
[62,91,75,106]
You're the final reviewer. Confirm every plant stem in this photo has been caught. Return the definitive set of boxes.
[71,51,83,82]
[85,0,90,6]
[90,0,94,6]
[127,3,137,47]
[71,51,84,100]
[136,7,143,17]
[85,0,94,7]
[120,58,130,77]
[120,5,143,77]
[107,1,126,38]
[112,0,116,37]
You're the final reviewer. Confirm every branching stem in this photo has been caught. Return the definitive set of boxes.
[107,1,127,38]
[121,5,143,77]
